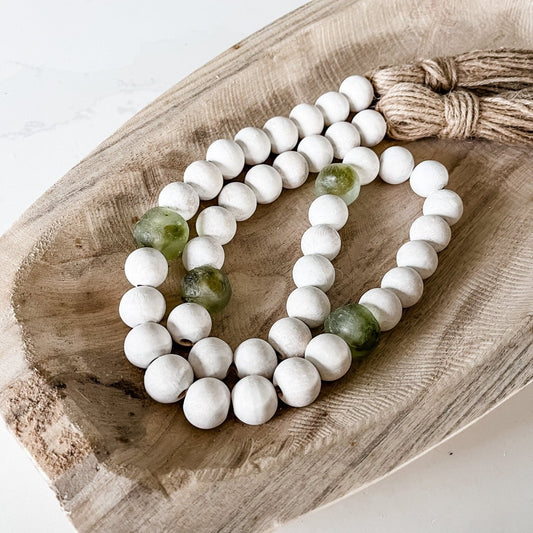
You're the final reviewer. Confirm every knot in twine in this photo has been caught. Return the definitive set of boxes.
[420,56,458,92]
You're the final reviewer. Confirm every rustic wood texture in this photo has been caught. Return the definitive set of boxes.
[0,0,532,531]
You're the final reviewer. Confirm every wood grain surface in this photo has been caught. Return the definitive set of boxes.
[0,0,532,531]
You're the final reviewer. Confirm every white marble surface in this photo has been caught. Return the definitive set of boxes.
[0,1,532,531]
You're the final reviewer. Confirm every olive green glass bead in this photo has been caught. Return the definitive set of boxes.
[181,265,232,314]
[324,303,380,357]
[315,163,361,205]
[133,207,189,260]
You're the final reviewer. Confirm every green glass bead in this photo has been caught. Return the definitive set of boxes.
[315,163,361,205]
[324,303,380,357]
[133,207,189,260]
[181,265,232,314]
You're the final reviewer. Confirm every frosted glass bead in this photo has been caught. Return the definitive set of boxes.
[183,160,223,201]
[181,266,232,314]
[315,91,350,126]
[292,254,335,292]
[423,189,464,225]
[144,354,193,404]
[308,194,349,230]
[301,224,341,260]
[304,333,352,381]
[263,116,299,154]
[339,75,374,112]
[244,164,283,204]
[352,109,387,147]
[410,160,449,197]
[234,338,278,379]
[119,286,166,328]
[286,286,331,328]
[218,182,257,221]
[232,375,278,425]
[124,322,172,369]
[379,146,415,185]
[342,146,380,185]
[289,103,325,137]
[273,357,321,407]
[359,288,402,331]
[273,151,309,189]
[188,337,233,379]
[157,181,199,221]
[381,266,424,308]
[297,134,334,173]
[268,317,312,359]
[325,121,361,159]
[409,215,451,252]
[206,139,245,179]
[183,377,230,429]
[182,236,224,271]
[396,240,438,279]
[167,302,212,346]
[195,206,237,245]
[234,126,271,165]
[315,163,360,205]
[124,247,168,288]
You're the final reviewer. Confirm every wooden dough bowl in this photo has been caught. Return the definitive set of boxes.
[0,0,531,531]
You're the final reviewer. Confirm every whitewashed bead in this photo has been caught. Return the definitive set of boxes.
[339,75,374,112]
[183,377,230,429]
[379,146,415,185]
[423,189,464,225]
[297,134,334,173]
[263,116,299,154]
[325,121,361,159]
[308,194,349,230]
[232,375,278,425]
[273,358,321,407]
[292,254,335,292]
[188,337,233,379]
[244,164,283,204]
[234,126,271,165]
[410,160,449,197]
[157,182,199,220]
[301,224,341,260]
[234,338,278,379]
[273,151,309,189]
[183,160,223,201]
[268,317,312,359]
[124,322,172,369]
[342,146,380,185]
[144,354,194,404]
[351,109,387,147]
[359,287,402,331]
[182,236,225,271]
[286,286,331,328]
[167,302,212,346]
[381,266,424,308]
[315,91,350,126]
[119,286,165,328]
[396,240,438,279]
[304,333,352,381]
[409,215,451,252]
[124,247,168,288]
[218,182,257,221]
[206,139,245,179]
[195,206,237,245]
[289,103,325,137]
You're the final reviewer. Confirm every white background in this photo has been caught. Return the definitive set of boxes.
[1,1,532,531]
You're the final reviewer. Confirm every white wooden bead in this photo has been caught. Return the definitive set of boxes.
[410,160,449,197]
[304,333,352,381]
[359,287,402,331]
[268,317,312,359]
[292,254,335,292]
[124,247,168,288]
[308,194,349,230]
[244,164,283,204]
[195,206,237,245]
[183,160,223,201]
[315,91,350,126]
[339,75,374,112]
[273,357,321,407]
[289,103,324,138]
[234,338,278,379]
[183,377,230,429]
[263,116,298,154]
[351,109,387,147]
[157,181,199,220]
[342,146,380,185]
[234,126,271,165]
[396,240,438,279]
[286,286,331,328]
[410,215,451,252]
[301,224,341,260]
[182,236,225,271]
[144,354,194,404]
[167,302,212,346]
[188,337,233,379]
[379,146,414,185]
[206,139,245,179]
[119,286,166,328]
[124,322,172,369]
[218,182,257,221]
[297,134,334,173]
[325,121,361,159]
[273,151,309,189]
[423,189,464,225]
[381,266,424,308]
[232,375,278,425]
